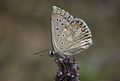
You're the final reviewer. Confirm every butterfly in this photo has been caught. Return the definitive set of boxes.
[48,6,93,59]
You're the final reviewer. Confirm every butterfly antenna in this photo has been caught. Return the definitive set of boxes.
[33,50,49,56]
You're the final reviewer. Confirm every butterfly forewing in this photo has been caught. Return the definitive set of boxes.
[52,6,73,52]
[51,6,92,55]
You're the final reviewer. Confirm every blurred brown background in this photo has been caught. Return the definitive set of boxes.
[0,0,120,81]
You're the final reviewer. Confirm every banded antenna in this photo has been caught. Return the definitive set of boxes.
[33,50,49,56]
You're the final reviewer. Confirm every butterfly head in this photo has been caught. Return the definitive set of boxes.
[49,50,66,59]
[49,51,55,57]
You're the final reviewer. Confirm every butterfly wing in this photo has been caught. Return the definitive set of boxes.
[51,6,93,55]
[62,18,93,55]
[51,6,74,52]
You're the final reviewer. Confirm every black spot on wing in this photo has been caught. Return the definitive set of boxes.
[80,21,83,25]
[59,20,61,22]
[61,41,64,44]
[84,43,90,46]
[62,34,65,37]
[56,28,59,30]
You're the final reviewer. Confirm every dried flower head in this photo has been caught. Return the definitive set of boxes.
[55,56,80,81]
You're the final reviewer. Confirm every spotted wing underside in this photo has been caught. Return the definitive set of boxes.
[51,6,92,55]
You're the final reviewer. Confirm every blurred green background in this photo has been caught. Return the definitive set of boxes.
[0,0,120,81]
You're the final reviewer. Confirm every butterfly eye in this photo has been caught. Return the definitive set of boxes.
[49,51,55,57]
[61,23,64,25]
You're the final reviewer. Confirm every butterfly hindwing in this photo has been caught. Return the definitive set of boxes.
[63,18,92,55]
